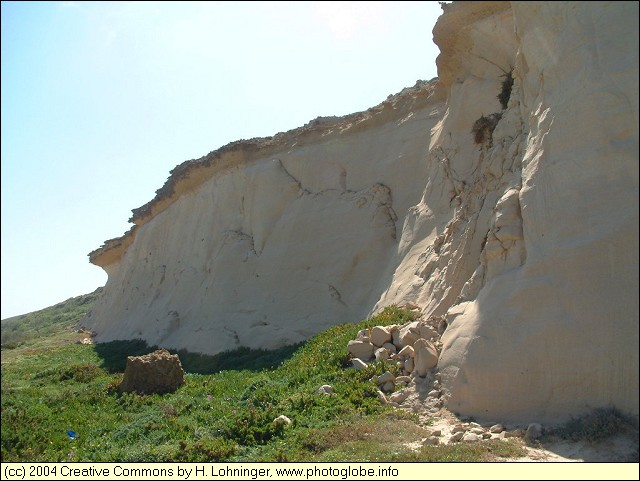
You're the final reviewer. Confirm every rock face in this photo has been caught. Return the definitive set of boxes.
[118,349,185,394]
[84,1,638,424]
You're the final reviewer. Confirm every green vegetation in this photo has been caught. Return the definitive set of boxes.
[497,69,514,110]
[471,112,502,146]
[2,300,526,462]
[548,407,634,443]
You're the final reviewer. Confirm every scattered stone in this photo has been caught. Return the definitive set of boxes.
[370,326,392,347]
[404,358,414,373]
[482,432,492,439]
[374,347,390,362]
[452,425,465,434]
[462,433,480,442]
[470,427,485,435]
[352,358,368,370]
[387,401,400,408]
[389,389,410,404]
[469,422,482,428]
[525,423,543,442]
[491,431,507,440]
[450,432,464,442]
[398,322,420,347]
[431,429,442,437]
[391,329,401,348]
[273,415,292,426]
[317,384,334,395]
[489,423,504,433]
[378,371,395,384]
[118,349,185,395]
[347,340,374,361]
[397,345,415,359]
[418,324,439,340]
[382,381,395,392]
[413,339,438,376]
[423,436,439,446]
[427,389,441,398]
[395,375,412,384]
[355,329,370,342]
[376,390,388,405]
[382,342,397,353]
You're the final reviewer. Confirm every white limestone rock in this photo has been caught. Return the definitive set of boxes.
[352,359,368,370]
[413,339,439,376]
[347,340,374,362]
[370,326,392,347]
[273,415,292,426]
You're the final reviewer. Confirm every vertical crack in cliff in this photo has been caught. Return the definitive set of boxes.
[275,158,311,196]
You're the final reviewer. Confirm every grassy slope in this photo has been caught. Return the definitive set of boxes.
[1,298,526,462]
[1,289,101,346]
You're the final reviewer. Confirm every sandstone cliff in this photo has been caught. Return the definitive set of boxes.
[84,1,638,424]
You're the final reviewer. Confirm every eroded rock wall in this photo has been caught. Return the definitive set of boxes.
[85,81,447,355]
[85,1,638,423]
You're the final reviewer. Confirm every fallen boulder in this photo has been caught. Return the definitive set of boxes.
[118,349,185,394]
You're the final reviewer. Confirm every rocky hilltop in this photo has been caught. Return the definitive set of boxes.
[84,1,638,424]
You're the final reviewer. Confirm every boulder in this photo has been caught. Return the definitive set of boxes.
[374,347,390,362]
[398,322,420,347]
[382,342,397,354]
[317,385,334,395]
[489,424,504,433]
[525,423,543,442]
[118,349,185,394]
[417,324,438,340]
[352,358,368,370]
[423,436,439,446]
[413,339,438,376]
[355,329,370,342]
[389,389,410,404]
[404,357,414,373]
[370,326,392,347]
[397,345,415,359]
[378,371,396,384]
[347,340,374,361]
[273,415,292,426]
[382,381,395,392]
[462,433,480,442]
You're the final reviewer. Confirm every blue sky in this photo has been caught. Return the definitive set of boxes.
[1,1,442,319]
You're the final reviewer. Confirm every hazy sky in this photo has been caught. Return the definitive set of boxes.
[1,1,442,319]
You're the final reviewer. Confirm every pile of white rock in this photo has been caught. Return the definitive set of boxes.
[347,314,445,377]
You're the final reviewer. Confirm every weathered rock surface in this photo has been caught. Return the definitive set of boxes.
[85,1,638,424]
[413,339,439,376]
[347,340,374,361]
[118,349,185,394]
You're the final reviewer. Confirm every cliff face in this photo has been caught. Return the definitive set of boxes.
[85,1,639,424]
